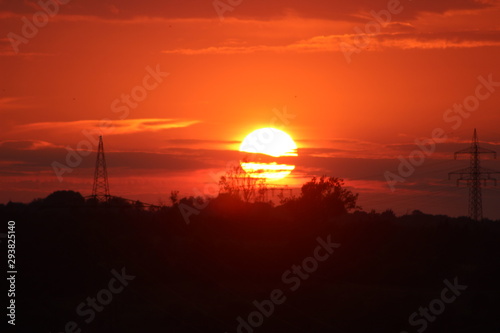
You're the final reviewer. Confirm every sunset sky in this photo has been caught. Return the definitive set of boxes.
[1,0,500,218]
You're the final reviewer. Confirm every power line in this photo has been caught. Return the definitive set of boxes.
[448,129,499,221]
[92,135,111,202]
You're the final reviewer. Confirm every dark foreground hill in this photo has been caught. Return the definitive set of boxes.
[2,192,500,333]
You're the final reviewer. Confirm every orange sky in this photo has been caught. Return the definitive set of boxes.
[1,0,500,218]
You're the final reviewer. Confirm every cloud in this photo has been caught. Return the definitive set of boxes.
[13,118,201,135]
[298,138,401,159]
[162,139,241,150]
[164,139,240,145]
[0,140,60,150]
[375,31,500,49]
[0,0,495,21]
[0,144,241,179]
[0,97,36,109]
[162,30,500,55]
[0,51,55,57]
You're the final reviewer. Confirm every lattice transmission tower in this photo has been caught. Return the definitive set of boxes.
[92,136,110,202]
[449,129,499,221]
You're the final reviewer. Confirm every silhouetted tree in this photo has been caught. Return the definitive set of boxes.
[286,176,359,219]
[43,190,85,207]
[3,183,500,333]
[380,209,396,220]
[170,190,180,205]
[107,196,132,208]
[219,161,267,203]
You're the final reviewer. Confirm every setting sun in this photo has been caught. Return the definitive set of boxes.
[239,128,297,180]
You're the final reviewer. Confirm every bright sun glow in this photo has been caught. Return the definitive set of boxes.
[239,128,297,180]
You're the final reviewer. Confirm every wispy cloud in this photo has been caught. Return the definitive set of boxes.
[0,140,60,150]
[0,51,56,57]
[0,97,36,109]
[162,30,500,55]
[164,139,240,145]
[13,118,201,135]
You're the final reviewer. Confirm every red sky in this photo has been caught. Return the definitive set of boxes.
[1,0,500,218]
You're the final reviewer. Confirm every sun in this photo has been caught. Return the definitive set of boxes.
[239,128,297,180]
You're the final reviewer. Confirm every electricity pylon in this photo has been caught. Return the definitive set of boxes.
[449,129,499,221]
[92,136,110,202]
